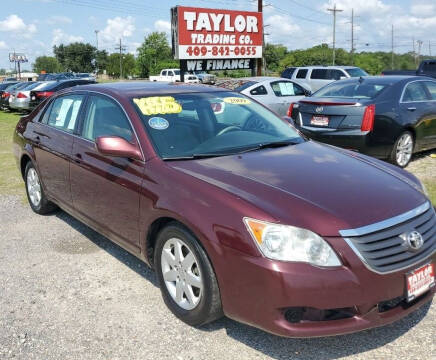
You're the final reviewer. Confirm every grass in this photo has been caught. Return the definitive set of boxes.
[0,111,24,196]
[0,110,434,205]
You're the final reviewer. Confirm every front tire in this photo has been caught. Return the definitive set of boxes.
[390,131,414,167]
[24,162,57,214]
[154,223,223,326]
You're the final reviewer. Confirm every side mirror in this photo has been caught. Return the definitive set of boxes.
[304,89,312,96]
[95,136,143,161]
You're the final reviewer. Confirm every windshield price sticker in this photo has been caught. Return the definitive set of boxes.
[133,97,182,115]
[223,97,251,105]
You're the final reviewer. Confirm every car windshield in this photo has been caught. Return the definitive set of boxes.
[22,82,42,90]
[132,91,304,159]
[174,70,180,75]
[345,68,368,77]
[15,82,35,90]
[313,81,387,99]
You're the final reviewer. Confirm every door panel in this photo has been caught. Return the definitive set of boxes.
[33,94,85,205]
[70,94,143,248]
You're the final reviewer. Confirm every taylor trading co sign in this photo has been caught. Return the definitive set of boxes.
[171,6,263,78]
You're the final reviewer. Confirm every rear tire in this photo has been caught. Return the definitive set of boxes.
[154,223,223,326]
[24,162,57,214]
[390,131,414,168]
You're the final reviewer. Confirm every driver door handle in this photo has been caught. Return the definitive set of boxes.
[407,107,417,111]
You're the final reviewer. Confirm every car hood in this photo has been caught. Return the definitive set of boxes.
[168,141,427,236]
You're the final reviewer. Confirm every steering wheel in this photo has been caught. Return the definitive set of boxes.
[216,125,241,136]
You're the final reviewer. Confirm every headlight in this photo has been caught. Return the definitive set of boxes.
[243,218,341,266]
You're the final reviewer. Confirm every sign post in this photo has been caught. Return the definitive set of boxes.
[9,52,28,80]
[171,6,263,82]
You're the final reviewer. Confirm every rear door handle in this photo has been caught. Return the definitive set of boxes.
[34,136,40,144]
[73,153,82,164]
[407,107,417,111]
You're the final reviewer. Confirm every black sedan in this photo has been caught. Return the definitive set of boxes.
[29,79,96,110]
[288,76,436,167]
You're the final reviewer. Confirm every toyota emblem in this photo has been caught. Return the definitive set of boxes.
[405,231,424,251]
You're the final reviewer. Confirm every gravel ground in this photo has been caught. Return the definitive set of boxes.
[407,150,436,185]
[0,190,435,360]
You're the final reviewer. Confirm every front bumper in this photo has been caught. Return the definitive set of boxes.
[216,238,435,337]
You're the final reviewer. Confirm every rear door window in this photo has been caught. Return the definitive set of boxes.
[270,81,305,96]
[46,95,84,132]
[402,82,430,102]
[296,69,308,79]
[310,69,328,79]
[327,69,345,80]
[423,81,436,100]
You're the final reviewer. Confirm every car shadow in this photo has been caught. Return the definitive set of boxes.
[200,300,432,360]
[54,209,158,288]
[53,209,432,359]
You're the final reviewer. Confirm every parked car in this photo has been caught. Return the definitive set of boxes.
[288,75,436,167]
[0,82,24,109]
[0,81,19,92]
[9,82,51,112]
[75,73,96,81]
[281,66,369,92]
[382,59,436,79]
[2,77,18,82]
[14,82,435,338]
[1,82,35,110]
[184,74,200,84]
[37,73,69,81]
[149,69,181,82]
[29,79,96,110]
[193,70,216,84]
[217,77,311,116]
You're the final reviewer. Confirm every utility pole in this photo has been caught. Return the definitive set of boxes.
[257,0,263,76]
[95,30,99,50]
[327,3,343,65]
[417,40,423,64]
[391,24,394,70]
[114,38,127,79]
[413,36,416,66]
[350,9,354,65]
[429,41,432,56]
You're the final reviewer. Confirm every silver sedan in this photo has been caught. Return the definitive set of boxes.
[217,77,311,116]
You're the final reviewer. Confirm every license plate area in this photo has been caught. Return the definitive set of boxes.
[310,115,329,126]
[406,263,435,302]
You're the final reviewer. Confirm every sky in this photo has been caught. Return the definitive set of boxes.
[1,0,435,70]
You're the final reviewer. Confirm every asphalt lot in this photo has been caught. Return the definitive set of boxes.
[0,190,435,360]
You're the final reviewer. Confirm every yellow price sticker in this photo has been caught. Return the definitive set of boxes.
[133,96,182,116]
[223,97,251,105]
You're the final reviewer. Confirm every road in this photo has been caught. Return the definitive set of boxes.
[0,193,435,360]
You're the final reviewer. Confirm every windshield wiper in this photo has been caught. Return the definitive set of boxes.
[238,140,300,154]
[162,153,231,161]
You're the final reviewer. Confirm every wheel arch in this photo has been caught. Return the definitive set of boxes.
[20,154,32,179]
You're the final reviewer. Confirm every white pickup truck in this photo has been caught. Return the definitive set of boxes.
[149,69,181,82]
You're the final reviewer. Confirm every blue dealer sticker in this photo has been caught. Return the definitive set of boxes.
[148,117,169,130]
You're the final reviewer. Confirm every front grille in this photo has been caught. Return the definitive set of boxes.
[341,203,436,274]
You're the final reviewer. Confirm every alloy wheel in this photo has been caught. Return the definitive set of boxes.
[27,167,42,207]
[160,237,203,310]
[395,133,413,167]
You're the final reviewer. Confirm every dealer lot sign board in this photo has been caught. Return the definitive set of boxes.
[171,6,263,72]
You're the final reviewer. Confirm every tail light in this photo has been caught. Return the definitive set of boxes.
[287,103,295,117]
[17,92,27,99]
[2,92,9,98]
[35,91,54,98]
[361,104,375,132]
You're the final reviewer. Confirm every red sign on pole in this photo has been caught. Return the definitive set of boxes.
[172,6,263,60]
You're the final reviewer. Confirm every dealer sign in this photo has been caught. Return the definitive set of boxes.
[171,6,263,60]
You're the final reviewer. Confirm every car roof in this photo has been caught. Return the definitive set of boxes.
[72,82,227,98]
[295,66,360,70]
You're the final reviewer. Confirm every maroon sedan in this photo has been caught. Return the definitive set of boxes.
[13,82,435,337]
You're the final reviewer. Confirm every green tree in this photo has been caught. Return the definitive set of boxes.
[106,53,136,78]
[265,43,288,73]
[33,56,61,73]
[95,50,109,74]
[136,32,177,77]
[53,42,97,72]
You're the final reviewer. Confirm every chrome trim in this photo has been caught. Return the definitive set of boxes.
[343,237,436,275]
[339,201,431,237]
[301,125,337,132]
